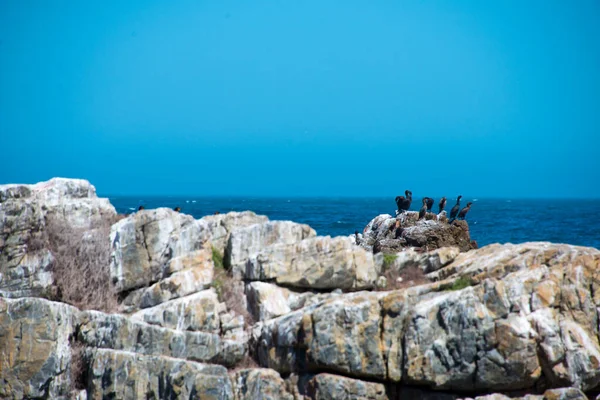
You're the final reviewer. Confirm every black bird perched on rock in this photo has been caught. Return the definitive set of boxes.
[449,195,462,220]
[395,190,413,213]
[458,202,472,220]
[438,197,447,214]
[405,190,412,209]
[418,198,428,220]
[395,196,405,214]
[138,205,145,211]
[173,207,181,212]
[423,197,434,211]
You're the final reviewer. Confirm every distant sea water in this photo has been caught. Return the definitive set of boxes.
[108,197,600,250]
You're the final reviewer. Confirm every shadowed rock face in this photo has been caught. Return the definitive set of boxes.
[362,212,475,253]
[0,297,79,399]
[2,178,600,400]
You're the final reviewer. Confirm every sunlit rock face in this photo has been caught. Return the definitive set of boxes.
[2,178,600,399]
[0,178,116,299]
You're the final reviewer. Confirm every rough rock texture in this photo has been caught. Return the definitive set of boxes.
[230,368,294,400]
[542,388,588,400]
[225,220,316,276]
[0,178,116,298]
[109,208,210,293]
[245,236,379,290]
[361,212,474,253]
[131,288,221,332]
[0,297,79,399]
[254,291,386,377]
[3,180,600,400]
[78,310,245,367]
[119,252,215,313]
[201,211,269,255]
[246,281,339,321]
[388,246,461,273]
[300,373,388,400]
[254,242,600,393]
[86,348,234,399]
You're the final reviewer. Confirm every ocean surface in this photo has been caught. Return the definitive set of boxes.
[108,197,600,250]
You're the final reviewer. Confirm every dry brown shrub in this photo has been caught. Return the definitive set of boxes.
[213,266,256,329]
[69,340,86,391]
[378,265,430,291]
[45,214,118,312]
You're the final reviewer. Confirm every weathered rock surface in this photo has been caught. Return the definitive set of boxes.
[390,246,460,273]
[0,178,116,298]
[0,297,79,399]
[246,281,339,321]
[254,291,386,377]
[3,180,600,400]
[300,373,388,400]
[226,220,316,276]
[86,348,234,399]
[131,288,221,332]
[109,208,210,293]
[201,211,269,255]
[254,242,600,393]
[542,388,588,400]
[245,235,380,291]
[230,368,294,400]
[361,212,474,253]
[78,310,246,367]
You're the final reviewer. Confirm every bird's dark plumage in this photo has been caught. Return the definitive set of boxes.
[395,190,413,212]
[449,195,462,220]
[438,197,447,213]
[395,196,405,212]
[458,202,472,220]
[418,198,428,220]
[423,197,434,211]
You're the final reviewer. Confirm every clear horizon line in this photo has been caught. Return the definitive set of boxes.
[100,193,600,201]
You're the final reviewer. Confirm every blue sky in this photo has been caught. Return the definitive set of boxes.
[1,1,598,198]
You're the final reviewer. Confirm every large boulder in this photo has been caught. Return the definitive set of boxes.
[299,373,388,400]
[254,292,386,377]
[230,368,294,400]
[385,246,460,274]
[361,212,475,253]
[246,281,339,321]
[200,211,269,255]
[0,297,80,399]
[245,236,380,290]
[0,178,116,298]
[131,288,221,332]
[225,221,316,276]
[78,310,246,367]
[86,348,234,399]
[109,208,210,293]
[118,248,215,312]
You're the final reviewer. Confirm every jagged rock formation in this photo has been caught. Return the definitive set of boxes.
[362,212,476,253]
[1,178,599,400]
[0,178,116,298]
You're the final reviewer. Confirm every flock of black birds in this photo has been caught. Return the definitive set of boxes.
[395,190,473,223]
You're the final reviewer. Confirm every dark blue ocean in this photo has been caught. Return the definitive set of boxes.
[108,197,600,250]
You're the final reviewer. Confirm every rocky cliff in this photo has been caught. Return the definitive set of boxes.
[1,179,598,400]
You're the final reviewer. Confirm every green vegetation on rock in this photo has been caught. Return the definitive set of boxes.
[382,254,397,271]
[449,276,472,291]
